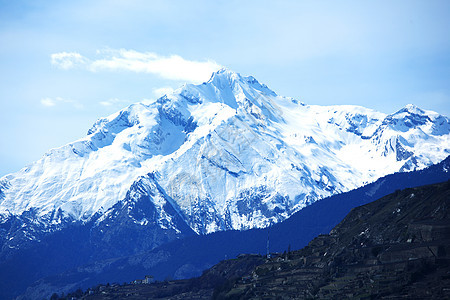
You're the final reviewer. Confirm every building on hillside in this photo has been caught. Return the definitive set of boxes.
[143,275,154,284]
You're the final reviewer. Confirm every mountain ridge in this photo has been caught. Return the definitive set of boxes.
[0,69,449,299]
[1,69,448,240]
[14,155,450,300]
[52,179,450,299]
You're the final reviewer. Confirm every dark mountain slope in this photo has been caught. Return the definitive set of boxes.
[21,156,450,299]
[0,181,196,300]
[217,180,450,299]
[64,180,450,299]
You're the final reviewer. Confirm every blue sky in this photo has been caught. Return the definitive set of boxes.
[1,0,449,176]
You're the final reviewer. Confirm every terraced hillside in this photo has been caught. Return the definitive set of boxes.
[218,180,450,299]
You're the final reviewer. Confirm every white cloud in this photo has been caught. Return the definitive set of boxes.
[99,98,131,107]
[41,97,56,107]
[141,98,158,106]
[99,101,112,106]
[51,52,89,70]
[153,86,174,98]
[40,97,83,109]
[51,49,222,83]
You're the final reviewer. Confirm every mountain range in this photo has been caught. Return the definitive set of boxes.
[1,69,449,248]
[0,69,449,298]
[17,155,450,300]
[52,178,450,299]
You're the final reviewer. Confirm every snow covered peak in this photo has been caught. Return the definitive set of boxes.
[379,103,449,137]
[158,68,284,125]
[389,104,427,121]
[206,68,276,95]
[207,67,238,82]
[0,69,449,236]
[402,103,425,114]
[88,103,149,136]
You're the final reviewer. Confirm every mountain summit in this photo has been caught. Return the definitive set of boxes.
[0,69,449,246]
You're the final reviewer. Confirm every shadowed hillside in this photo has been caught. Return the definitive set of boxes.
[216,180,450,299]
[19,156,450,299]
[60,180,450,299]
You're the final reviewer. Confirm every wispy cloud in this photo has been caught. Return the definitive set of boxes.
[41,97,57,107]
[51,49,222,83]
[99,98,131,107]
[153,86,174,98]
[51,52,89,70]
[40,97,83,109]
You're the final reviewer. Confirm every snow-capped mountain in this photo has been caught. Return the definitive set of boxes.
[0,69,449,247]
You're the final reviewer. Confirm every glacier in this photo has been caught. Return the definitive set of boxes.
[0,68,449,239]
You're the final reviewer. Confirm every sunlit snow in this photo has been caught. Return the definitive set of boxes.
[0,69,449,234]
